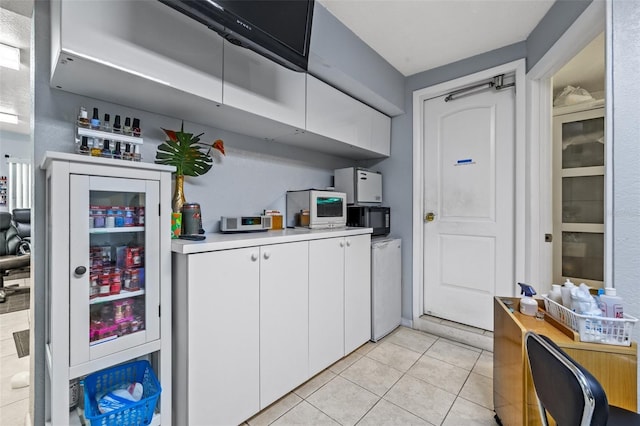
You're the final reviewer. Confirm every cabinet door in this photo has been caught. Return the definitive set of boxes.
[223,41,306,130]
[309,238,345,376]
[53,0,223,103]
[260,241,309,408]
[370,108,392,156]
[307,75,391,156]
[69,175,160,366]
[552,107,605,287]
[344,234,372,354]
[188,248,260,426]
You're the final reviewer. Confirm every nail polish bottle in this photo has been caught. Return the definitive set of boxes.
[90,138,102,157]
[77,107,90,128]
[91,108,101,130]
[123,117,132,136]
[113,115,122,134]
[124,143,132,160]
[133,144,141,161]
[113,141,122,160]
[102,139,112,158]
[79,136,90,154]
[102,113,111,132]
[132,118,141,137]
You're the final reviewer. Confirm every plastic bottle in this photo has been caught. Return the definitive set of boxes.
[561,278,576,310]
[599,287,624,318]
[518,283,538,316]
[548,284,563,305]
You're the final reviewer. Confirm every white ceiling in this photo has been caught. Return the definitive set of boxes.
[318,0,555,76]
[0,0,604,138]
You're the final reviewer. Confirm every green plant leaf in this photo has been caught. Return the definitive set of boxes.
[154,121,220,177]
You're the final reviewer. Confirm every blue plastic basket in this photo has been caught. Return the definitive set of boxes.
[82,360,161,426]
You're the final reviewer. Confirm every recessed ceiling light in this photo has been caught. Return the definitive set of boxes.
[0,112,19,124]
[0,43,20,70]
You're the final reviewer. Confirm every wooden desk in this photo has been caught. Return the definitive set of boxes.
[493,297,637,425]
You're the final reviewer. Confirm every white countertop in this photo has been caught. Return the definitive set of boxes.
[171,227,373,254]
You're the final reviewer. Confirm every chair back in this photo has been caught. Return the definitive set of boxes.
[0,212,12,256]
[525,331,609,426]
[11,208,30,240]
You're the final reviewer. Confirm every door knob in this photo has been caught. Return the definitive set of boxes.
[74,266,87,276]
[263,251,271,260]
[425,212,436,222]
[251,253,258,261]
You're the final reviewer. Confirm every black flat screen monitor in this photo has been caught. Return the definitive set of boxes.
[159,0,314,72]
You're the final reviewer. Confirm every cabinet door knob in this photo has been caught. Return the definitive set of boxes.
[346,240,351,247]
[340,241,345,247]
[74,266,87,276]
[251,253,258,261]
[263,251,271,260]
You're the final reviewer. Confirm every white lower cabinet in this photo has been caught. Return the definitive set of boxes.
[309,235,372,374]
[173,232,371,424]
[344,235,372,353]
[309,238,345,376]
[259,242,309,408]
[183,248,260,426]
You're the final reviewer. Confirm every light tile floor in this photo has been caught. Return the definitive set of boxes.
[245,326,495,426]
[0,308,31,426]
[0,305,496,426]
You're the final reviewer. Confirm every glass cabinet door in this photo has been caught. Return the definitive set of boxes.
[69,175,160,366]
[553,107,605,287]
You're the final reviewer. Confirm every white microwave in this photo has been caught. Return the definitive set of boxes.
[286,190,347,229]
[334,167,382,205]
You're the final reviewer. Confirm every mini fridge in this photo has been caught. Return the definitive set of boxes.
[371,237,402,341]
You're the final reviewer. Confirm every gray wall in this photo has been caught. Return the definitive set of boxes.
[368,0,597,323]
[367,42,527,322]
[611,0,640,340]
[30,0,620,421]
[30,1,354,423]
[309,3,405,116]
[526,0,593,71]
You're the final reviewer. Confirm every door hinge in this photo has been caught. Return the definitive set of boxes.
[158,203,161,216]
[158,305,161,317]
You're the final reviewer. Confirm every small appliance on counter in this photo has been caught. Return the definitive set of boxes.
[182,202,203,235]
[286,189,347,229]
[347,205,390,236]
[334,167,382,205]
[220,215,272,233]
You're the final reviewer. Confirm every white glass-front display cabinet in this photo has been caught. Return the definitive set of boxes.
[69,175,160,365]
[42,152,173,425]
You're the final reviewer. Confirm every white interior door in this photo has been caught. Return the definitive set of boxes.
[423,87,515,331]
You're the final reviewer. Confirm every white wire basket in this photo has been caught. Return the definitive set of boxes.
[542,295,637,346]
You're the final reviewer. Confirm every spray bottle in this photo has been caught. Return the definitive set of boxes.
[518,283,539,316]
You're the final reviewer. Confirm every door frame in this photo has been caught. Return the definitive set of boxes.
[526,0,605,291]
[411,59,526,325]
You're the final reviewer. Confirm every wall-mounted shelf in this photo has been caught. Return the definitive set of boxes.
[77,126,144,145]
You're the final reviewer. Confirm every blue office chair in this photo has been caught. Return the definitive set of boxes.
[525,331,640,425]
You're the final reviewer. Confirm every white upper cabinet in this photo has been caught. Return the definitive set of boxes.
[50,1,391,160]
[223,41,306,130]
[306,75,391,158]
[51,0,223,114]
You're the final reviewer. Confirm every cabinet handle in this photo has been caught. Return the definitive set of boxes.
[251,253,258,261]
[340,241,345,248]
[263,251,271,260]
[346,240,351,247]
[74,266,87,276]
